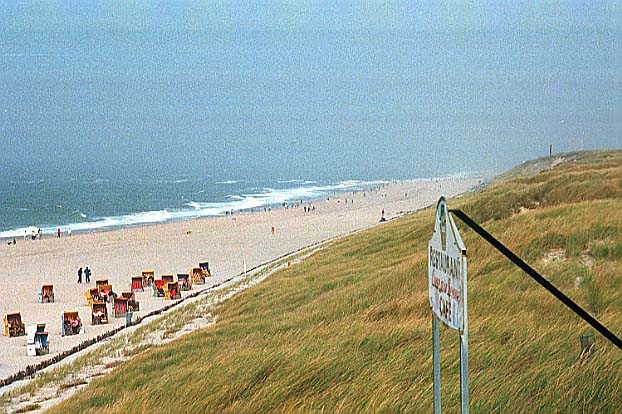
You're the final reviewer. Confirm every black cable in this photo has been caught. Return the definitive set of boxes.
[449,209,622,351]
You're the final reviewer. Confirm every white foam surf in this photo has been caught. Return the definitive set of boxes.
[0,179,388,238]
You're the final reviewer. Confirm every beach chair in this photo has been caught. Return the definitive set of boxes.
[61,311,82,336]
[199,261,211,278]
[190,267,206,285]
[131,276,144,292]
[153,279,166,297]
[84,287,99,307]
[91,302,109,325]
[165,282,181,300]
[3,312,26,337]
[95,279,109,287]
[26,324,49,356]
[97,284,114,302]
[121,292,140,311]
[142,270,155,287]
[177,273,192,291]
[161,274,175,284]
[113,297,129,318]
[38,284,55,303]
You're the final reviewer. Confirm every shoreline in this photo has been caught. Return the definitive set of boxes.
[0,178,394,241]
[0,175,485,242]
[0,177,482,384]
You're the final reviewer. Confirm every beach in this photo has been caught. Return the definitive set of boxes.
[0,177,480,382]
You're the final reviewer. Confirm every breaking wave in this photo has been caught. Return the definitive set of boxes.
[0,179,387,238]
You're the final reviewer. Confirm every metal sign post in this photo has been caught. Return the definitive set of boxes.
[460,251,469,414]
[433,314,441,414]
[428,197,468,414]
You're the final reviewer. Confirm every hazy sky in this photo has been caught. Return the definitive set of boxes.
[1,2,621,181]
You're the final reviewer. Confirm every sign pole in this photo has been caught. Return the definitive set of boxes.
[460,252,469,414]
[433,315,441,414]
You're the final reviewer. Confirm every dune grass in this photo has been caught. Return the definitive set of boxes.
[47,150,622,413]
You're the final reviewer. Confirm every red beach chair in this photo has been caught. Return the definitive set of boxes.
[153,279,166,297]
[165,282,181,300]
[131,276,144,292]
[113,297,129,318]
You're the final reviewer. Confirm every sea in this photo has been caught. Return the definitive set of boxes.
[1,4,620,238]
[0,176,399,238]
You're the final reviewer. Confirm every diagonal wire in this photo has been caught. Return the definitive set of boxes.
[449,208,622,351]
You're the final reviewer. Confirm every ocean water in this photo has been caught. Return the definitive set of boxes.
[0,176,397,238]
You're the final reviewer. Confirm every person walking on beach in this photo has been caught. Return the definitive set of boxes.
[57,228,61,238]
[84,266,91,283]
[77,267,83,283]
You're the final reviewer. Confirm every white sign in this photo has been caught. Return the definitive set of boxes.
[428,197,467,331]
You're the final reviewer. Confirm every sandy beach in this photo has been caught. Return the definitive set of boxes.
[0,177,480,382]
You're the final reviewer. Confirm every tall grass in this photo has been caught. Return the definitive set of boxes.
[48,151,622,413]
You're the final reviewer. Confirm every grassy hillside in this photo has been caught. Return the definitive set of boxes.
[49,150,622,413]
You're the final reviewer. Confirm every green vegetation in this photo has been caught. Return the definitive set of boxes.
[49,150,622,413]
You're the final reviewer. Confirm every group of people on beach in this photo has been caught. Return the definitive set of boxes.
[56,228,71,238]
[77,266,91,283]
[28,228,42,240]
[282,200,316,212]
[18,228,72,241]
[6,227,74,246]
[7,228,43,245]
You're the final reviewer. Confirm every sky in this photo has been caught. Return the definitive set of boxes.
[0,2,621,181]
